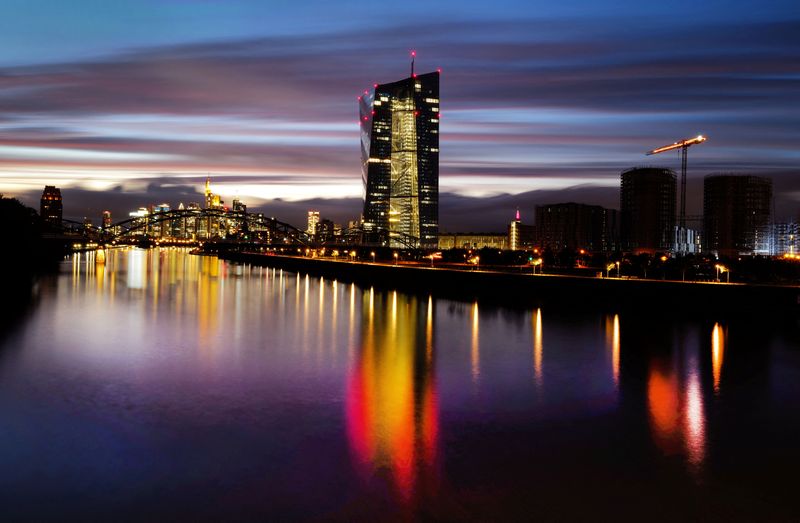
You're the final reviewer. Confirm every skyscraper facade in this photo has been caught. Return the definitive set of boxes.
[360,71,439,248]
[40,185,62,227]
[307,211,320,236]
[703,174,772,256]
[620,167,676,253]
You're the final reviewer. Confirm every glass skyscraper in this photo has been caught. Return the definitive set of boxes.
[360,71,439,249]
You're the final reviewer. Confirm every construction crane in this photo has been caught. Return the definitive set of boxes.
[646,135,707,250]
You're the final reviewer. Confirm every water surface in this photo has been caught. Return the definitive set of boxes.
[1,248,798,520]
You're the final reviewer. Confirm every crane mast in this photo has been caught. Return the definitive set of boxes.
[646,134,707,253]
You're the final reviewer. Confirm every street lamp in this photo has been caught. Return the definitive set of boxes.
[370,251,376,263]
[606,262,615,278]
[615,261,621,278]
[393,252,398,266]
[716,264,729,283]
[532,258,542,274]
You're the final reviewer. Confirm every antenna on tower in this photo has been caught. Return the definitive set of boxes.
[410,50,416,77]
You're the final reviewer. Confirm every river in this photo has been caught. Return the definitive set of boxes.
[1,248,798,520]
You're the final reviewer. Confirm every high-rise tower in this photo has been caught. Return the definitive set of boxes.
[703,174,772,256]
[360,68,439,248]
[40,185,63,227]
[620,167,676,253]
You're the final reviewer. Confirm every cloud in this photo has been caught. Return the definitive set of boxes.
[1,16,798,228]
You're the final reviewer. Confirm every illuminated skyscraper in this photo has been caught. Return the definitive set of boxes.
[307,210,320,236]
[360,69,439,248]
[40,185,62,227]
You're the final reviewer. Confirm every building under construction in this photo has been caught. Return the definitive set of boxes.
[620,167,676,254]
[703,174,772,256]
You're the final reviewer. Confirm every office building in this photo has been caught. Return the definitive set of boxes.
[534,202,619,253]
[360,69,439,248]
[508,209,536,250]
[40,186,62,227]
[703,174,772,256]
[438,233,508,250]
[317,219,335,242]
[307,211,320,237]
[620,167,676,253]
[204,176,223,209]
[232,198,246,213]
[102,210,112,228]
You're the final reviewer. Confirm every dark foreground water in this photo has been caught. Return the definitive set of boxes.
[1,248,799,521]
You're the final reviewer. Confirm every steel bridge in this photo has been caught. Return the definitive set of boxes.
[62,208,421,249]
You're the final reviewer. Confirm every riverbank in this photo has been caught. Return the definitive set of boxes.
[218,251,800,317]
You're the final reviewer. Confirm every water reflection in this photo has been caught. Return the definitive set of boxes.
[4,248,796,519]
[607,314,620,386]
[642,324,708,474]
[712,322,726,393]
[533,308,542,387]
[471,301,480,383]
[346,291,439,504]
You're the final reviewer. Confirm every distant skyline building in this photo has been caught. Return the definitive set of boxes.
[438,233,507,250]
[40,185,62,227]
[102,210,112,228]
[771,221,798,256]
[620,167,677,253]
[360,68,439,248]
[232,198,246,213]
[508,209,535,251]
[307,210,320,236]
[204,176,222,209]
[534,202,619,253]
[703,174,772,256]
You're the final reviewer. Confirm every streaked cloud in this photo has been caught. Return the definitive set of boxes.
[0,3,798,228]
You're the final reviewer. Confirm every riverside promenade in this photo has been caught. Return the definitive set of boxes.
[218,251,800,317]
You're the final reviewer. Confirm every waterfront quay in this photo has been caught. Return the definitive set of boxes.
[219,251,800,316]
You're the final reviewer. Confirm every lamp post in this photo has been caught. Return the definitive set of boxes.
[716,264,729,283]
[393,252,398,266]
[615,261,621,278]
[370,251,376,264]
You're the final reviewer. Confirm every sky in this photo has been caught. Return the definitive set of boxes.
[0,0,798,230]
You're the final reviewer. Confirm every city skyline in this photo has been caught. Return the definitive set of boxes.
[0,0,798,230]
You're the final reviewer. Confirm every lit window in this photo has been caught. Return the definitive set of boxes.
[431,107,439,112]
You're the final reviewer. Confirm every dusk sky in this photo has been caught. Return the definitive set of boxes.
[0,0,797,230]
